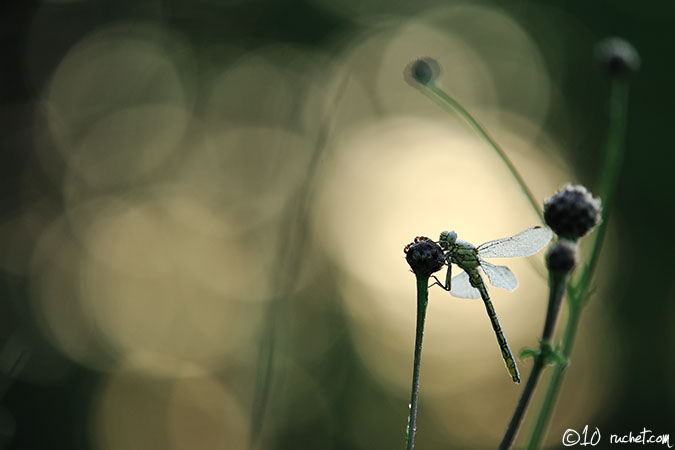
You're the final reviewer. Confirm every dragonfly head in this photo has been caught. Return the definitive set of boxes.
[438,230,457,250]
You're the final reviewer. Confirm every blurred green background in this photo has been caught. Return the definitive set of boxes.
[1,0,674,449]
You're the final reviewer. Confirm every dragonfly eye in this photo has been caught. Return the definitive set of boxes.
[439,230,457,248]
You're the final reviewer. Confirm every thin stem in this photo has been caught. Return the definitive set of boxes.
[575,79,629,299]
[249,75,350,447]
[405,275,430,450]
[526,301,581,450]
[541,272,570,342]
[419,83,543,222]
[499,269,570,450]
[526,77,631,449]
[502,356,545,450]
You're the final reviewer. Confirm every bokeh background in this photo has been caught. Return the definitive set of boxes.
[1,1,674,449]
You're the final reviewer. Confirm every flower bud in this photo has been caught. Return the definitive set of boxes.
[404,57,440,86]
[546,239,577,273]
[596,37,640,76]
[543,184,601,240]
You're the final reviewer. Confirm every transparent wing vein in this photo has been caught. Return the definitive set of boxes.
[480,260,518,292]
[450,271,481,299]
[477,226,553,258]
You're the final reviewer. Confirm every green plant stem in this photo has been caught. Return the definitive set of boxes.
[405,275,430,450]
[249,75,349,447]
[499,269,571,450]
[577,79,629,296]
[526,77,631,449]
[526,300,580,449]
[420,83,543,222]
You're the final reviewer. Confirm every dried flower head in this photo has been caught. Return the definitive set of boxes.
[404,236,445,278]
[544,184,601,240]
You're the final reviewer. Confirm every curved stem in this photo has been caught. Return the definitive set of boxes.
[527,77,631,449]
[405,275,430,450]
[499,269,570,450]
[419,83,543,223]
[249,75,350,447]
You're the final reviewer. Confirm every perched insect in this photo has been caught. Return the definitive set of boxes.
[431,226,553,383]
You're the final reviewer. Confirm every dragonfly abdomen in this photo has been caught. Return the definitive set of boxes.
[470,270,521,384]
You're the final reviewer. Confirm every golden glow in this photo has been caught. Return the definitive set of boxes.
[43,23,188,188]
[91,368,248,450]
[312,114,615,446]
[9,8,622,449]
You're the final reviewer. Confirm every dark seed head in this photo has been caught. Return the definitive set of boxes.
[546,239,577,273]
[404,236,445,278]
[404,57,440,86]
[596,38,640,76]
[543,184,601,241]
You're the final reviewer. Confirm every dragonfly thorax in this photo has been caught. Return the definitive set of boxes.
[449,240,480,269]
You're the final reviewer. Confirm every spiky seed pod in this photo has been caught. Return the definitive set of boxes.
[404,236,445,278]
[543,184,601,240]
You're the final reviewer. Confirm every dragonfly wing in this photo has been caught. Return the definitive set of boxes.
[477,226,553,258]
[449,271,481,299]
[480,260,518,292]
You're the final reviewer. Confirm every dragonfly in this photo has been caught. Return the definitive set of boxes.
[431,226,553,383]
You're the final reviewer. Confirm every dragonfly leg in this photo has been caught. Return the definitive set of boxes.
[429,274,450,291]
[429,262,452,291]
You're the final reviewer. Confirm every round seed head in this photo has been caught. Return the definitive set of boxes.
[404,57,440,86]
[543,184,601,240]
[546,239,577,273]
[595,37,640,76]
[404,236,445,277]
